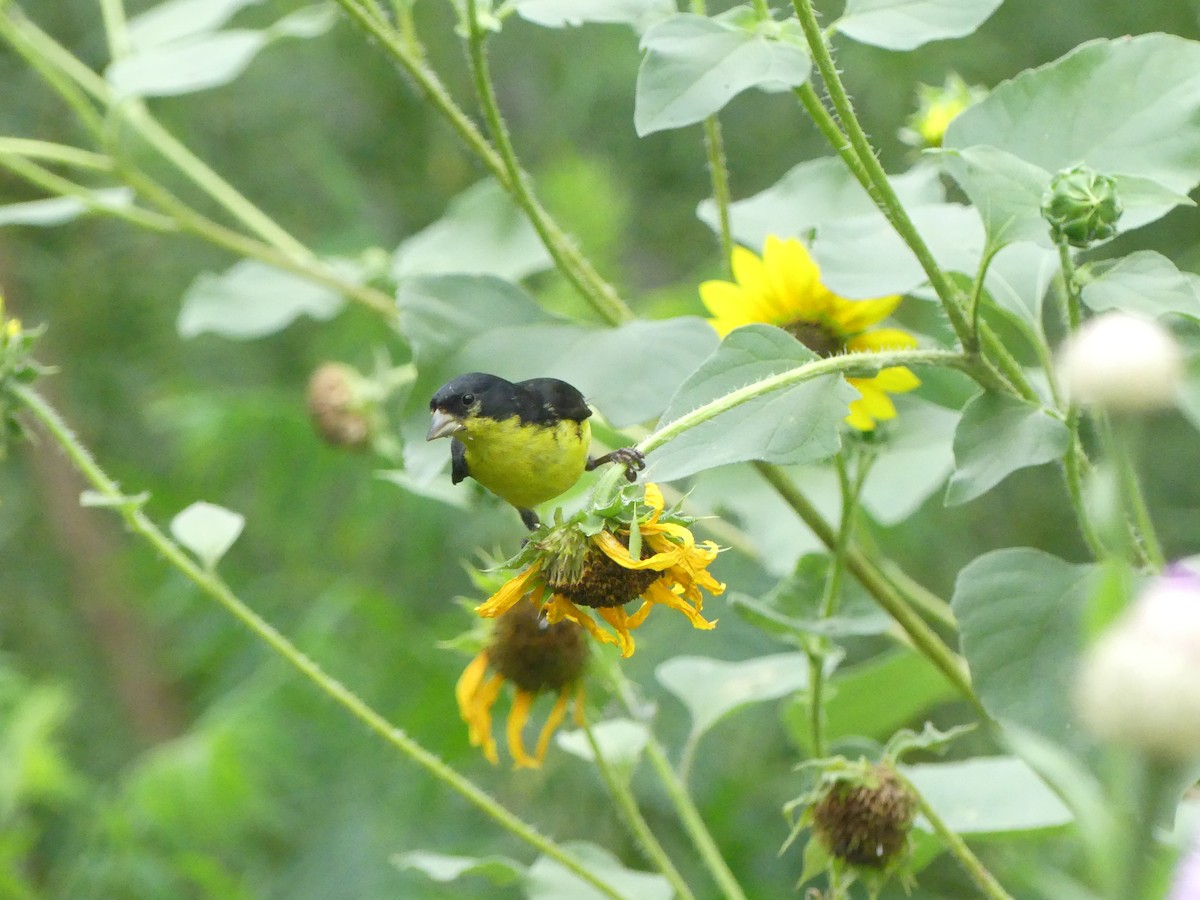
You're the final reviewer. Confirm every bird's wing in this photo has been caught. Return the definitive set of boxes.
[516,377,592,423]
[450,439,470,484]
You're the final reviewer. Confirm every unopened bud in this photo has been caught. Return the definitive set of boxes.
[306,362,372,449]
[1057,311,1183,413]
[1041,164,1122,248]
[1075,566,1200,762]
[901,73,985,149]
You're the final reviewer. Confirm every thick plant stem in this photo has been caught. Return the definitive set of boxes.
[897,771,1015,900]
[12,384,628,900]
[580,715,698,900]
[754,462,983,716]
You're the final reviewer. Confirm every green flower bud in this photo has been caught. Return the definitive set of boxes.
[1041,164,1123,248]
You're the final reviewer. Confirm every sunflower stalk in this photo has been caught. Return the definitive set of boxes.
[597,656,751,900]
[753,463,983,716]
[894,771,1015,900]
[9,383,630,900]
[579,714,699,900]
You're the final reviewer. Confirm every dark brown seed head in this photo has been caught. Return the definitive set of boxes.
[489,600,586,694]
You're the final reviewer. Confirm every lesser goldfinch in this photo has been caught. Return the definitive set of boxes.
[427,372,645,529]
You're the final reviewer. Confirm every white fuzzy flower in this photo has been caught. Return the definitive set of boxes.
[1057,311,1183,412]
[1075,567,1200,761]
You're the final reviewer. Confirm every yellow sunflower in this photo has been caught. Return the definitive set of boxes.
[456,598,586,768]
[476,484,723,657]
[700,236,921,431]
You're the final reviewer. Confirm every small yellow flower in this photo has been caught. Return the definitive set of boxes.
[456,599,586,768]
[476,485,723,657]
[700,236,920,431]
[901,73,986,149]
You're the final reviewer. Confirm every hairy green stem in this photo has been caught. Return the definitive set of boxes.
[808,453,867,757]
[754,462,982,715]
[580,715,698,900]
[702,116,735,277]
[897,771,1015,900]
[640,348,967,457]
[789,0,971,346]
[12,384,627,900]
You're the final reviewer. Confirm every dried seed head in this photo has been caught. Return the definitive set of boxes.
[811,765,916,868]
[488,600,586,694]
[547,538,660,609]
[307,362,372,449]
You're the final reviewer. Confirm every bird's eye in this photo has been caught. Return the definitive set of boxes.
[460,392,475,407]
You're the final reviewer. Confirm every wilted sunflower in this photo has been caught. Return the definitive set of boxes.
[456,598,586,768]
[700,236,921,431]
[475,484,723,657]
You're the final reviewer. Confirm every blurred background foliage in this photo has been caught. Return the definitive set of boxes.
[2,0,1199,897]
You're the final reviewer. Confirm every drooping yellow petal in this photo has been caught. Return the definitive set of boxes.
[643,483,665,517]
[593,529,679,571]
[848,328,917,353]
[626,599,655,629]
[544,594,620,649]
[475,564,542,618]
[533,687,575,765]
[507,689,539,769]
[455,651,490,719]
[835,295,902,333]
[460,670,504,764]
[596,606,636,657]
[645,581,717,631]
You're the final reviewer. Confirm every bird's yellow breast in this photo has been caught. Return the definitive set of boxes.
[459,415,591,510]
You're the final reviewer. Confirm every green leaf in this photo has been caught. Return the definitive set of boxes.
[940,145,1053,249]
[513,0,673,30]
[528,842,672,900]
[813,203,983,298]
[904,755,1073,835]
[556,719,648,769]
[983,240,1059,334]
[396,275,716,429]
[822,651,959,747]
[946,34,1200,233]
[647,325,855,482]
[170,501,245,569]
[1079,250,1200,320]
[393,851,524,885]
[107,5,335,98]
[657,652,810,743]
[634,13,810,136]
[177,259,348,339]
[697,157,944,250]
[127,0,261,50]
[0,189,134,227]
[391,180,552,281]
[952,548,1096,748]
[945,392,1070,506]
[834,0,1003,52]
[857,398,959,524]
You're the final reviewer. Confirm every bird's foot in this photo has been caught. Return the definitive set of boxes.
[586,447,646,482]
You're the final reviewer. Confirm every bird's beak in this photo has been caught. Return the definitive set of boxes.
[426,409,465,441]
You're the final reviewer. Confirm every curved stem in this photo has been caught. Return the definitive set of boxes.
[897,770,1015,900]
[0,139,111,170]
[11,384,628,900]
[580,714,698,900]
[639,348,968,457]
[754,462,982,715]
